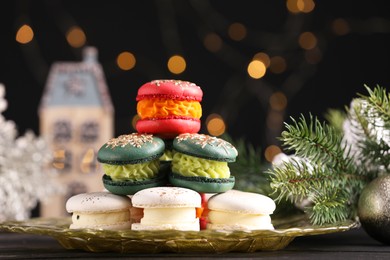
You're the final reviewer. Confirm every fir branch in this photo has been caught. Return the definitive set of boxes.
[269,85,390,226]
[269,155,366,224]
[349,85,390,175]
[270,114,369,225]
[360,138,390,172]
[309,189,349,225]
[281,114,354,173]
[270,159,334,204]
[358,84,390,126]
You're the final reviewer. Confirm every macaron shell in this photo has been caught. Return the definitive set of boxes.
[136,118,201,138]
[97,133,165,164]
[136,79,203,101]
[169,172,235,193]
[207,190,276,215]
[132,187,201,208]
[173,133,238,162]
[66,192,132,213]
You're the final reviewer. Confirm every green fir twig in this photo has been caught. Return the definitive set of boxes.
[269,114,367,225]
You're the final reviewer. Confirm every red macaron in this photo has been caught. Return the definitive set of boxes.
[136,79,203,138]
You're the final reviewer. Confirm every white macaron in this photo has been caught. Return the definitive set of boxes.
[206,189,276,231]
[66,191,132,230]
[131,187,201,231]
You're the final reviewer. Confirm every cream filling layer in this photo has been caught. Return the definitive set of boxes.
[102,160,160,181]
[140,207,197,225]
[208,210,272,227]
[71,210,130,228]
[172,153,230,178]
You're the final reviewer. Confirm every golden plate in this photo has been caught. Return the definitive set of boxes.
[0,215,358,253]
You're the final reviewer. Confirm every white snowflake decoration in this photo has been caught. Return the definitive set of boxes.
[0,83,62,222]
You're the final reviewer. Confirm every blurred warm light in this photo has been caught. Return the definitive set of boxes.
[269,92,288,111]
[66,26,86,48]
[299,32,317,50]
[332,18,350,36]
[286,0,315,13]
[80,148,96,173]
[52,149,66,170]
[206,113,226,136]
[269,56,287,74]
[132,115,140,130]
[267,111,284,130]
[305,47,322,64]
[204,33,222,52]
[253,52,271,68]
[117,51,136,71]
[168,55,186,74]
[247,60,266,79]
[264,145,282,163]
[228,22,247,41]
[16,24,34,44]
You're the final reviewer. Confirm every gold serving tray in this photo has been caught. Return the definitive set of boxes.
[0,215,359,253]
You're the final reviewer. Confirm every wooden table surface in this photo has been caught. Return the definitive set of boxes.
[1,227,389,259]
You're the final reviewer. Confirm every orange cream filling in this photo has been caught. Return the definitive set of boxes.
[137,99,202,119]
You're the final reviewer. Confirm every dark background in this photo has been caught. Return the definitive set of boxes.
[1,0,389,154]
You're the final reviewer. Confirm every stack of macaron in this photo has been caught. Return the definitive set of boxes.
[135,79,203,138]
[65,79,276,232]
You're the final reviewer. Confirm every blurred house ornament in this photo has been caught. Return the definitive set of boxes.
[0,83,59,222]
[38,46,114,217]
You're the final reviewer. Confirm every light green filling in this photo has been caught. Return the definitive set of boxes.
[102,160,160,181]
[172,152,230,178]
[160,150,174,162]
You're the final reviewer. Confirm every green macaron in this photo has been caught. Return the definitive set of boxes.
[97,133,166,195]
[169,133,238,193]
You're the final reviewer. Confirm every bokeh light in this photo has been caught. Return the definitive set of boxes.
[80,148,96,174]
[299,32,317,50]
[228,22,247,41]
[253,52,271,68]
[269,56,287,74]
[332,18,350,36]
[52,149,66,170]
[117,51,136,71]
[203,33,223,52]
[286,0,315,14]
[269,91,288,111]
[264,145,282,162]
[206,113,226,136]
[66,26,86,48]
[16,24,34,44]
[247,60,267,79]
[167,55,186,74]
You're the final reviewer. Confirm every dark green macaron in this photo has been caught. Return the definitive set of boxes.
[169,172,235,193]
[170,133,238,193]
[97,133,166,195]
[98,133,165,165]
[173,133,238,162]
